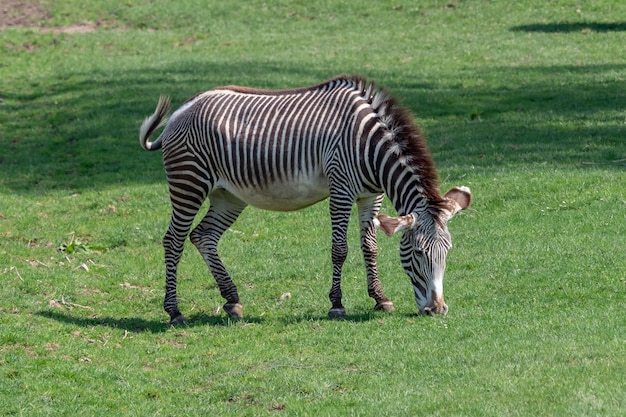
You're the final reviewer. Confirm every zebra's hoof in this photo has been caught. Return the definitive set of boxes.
[328,307,347,320]
[169,314,187,325]
[224,302,243,319]
[374,301,395,312]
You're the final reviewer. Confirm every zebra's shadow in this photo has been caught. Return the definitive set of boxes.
[278,310,412,326]
[36,310,263,333]
[36,307,413,333]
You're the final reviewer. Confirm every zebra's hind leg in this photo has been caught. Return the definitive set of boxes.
[189,190,247,319]
[163,213,198,325]
[357,196,394,313]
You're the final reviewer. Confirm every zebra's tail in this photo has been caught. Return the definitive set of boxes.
[139,95,171,151]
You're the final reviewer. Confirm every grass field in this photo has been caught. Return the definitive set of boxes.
[1,1,625,416]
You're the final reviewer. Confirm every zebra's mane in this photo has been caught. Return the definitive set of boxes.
[337,75,446,209]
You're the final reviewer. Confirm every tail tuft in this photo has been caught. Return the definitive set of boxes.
[139,95,171,151]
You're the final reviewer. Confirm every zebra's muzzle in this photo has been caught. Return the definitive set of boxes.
[421,303,449,316]
[420,290,448,315]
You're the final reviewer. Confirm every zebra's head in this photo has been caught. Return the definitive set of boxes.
[375,186,472,315]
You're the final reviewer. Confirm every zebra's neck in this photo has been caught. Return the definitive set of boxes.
[350,80,443,217]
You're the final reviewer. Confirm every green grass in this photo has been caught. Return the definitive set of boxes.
[1,0,625,415]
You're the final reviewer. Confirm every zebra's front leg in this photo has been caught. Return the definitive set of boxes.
[189,190,247,319]
[327,197,353,319]
[357,196,394,312]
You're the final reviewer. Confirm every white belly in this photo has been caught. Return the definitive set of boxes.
[219,173,330,211]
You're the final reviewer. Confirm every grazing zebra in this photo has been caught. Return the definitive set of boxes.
[139,75,471,324]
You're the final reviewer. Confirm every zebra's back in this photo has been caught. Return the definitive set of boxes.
[161,79,372,211]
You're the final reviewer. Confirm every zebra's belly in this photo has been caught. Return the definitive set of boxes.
[220,175,330,212]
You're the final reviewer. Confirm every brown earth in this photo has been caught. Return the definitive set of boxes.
[1,0,110,33]
[0,0,48,28]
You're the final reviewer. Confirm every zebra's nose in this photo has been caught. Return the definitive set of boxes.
[441,303,449,315]
[422,303,448,315]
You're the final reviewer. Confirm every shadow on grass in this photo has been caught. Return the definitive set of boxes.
[279,310,423,325]
[36,309,264,333]
[36,308,392,331]
[1,60,624,194]
[511,22,626,33]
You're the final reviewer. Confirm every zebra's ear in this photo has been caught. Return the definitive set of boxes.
[442,186,472,220]
[374,214,416,237]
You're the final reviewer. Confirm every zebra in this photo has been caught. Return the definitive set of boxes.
[139,75,471,324]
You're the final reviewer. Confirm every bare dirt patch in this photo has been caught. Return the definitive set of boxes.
[40,21,102,34]
[0,0,48,28]
[1,0,116,33]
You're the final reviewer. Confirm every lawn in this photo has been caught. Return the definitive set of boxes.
[1,1,625,416]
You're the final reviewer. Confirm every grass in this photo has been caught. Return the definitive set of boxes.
[1,0,625,415]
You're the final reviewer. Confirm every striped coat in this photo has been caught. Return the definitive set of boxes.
[140,75,471,324]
